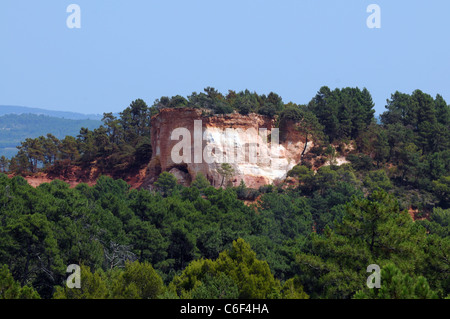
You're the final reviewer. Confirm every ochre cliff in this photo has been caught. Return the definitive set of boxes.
[148,108,312,189]
[19,109,313,190]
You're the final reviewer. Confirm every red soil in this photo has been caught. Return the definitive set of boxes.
[14,165,149,190]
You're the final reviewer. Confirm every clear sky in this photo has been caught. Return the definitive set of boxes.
[0,0,449,115]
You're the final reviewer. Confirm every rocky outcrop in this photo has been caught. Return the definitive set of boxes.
[148,108,312,189]
[18,109,313,190]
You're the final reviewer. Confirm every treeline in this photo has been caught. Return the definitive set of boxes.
[0,170,448,299]
[279,87,450,210]
[0,113,101,158]
[2,99,154,174]
[2,86,376,175]
[3,86,449,209]
[152,86,376,140]
[152,87,284,117]
[1,87,449,207]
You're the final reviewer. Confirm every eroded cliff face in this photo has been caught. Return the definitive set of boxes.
[149,108,312,189]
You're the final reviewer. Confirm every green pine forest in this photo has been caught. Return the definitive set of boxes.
[0,87,449,299]
[0,113,102,159]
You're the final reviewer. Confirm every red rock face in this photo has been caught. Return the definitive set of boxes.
[149,108,311,189]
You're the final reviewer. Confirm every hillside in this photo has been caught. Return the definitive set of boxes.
[0,105,103,120]
[0,87,449,300]
[0,113,102,158]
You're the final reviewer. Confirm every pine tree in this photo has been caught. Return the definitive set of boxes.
[0,265,40,299]
[0,156,9,172]
[354,264,438,299]
[217,163,234,187]
[154,172,178,197]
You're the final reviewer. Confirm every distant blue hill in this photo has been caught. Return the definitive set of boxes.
[0,105,104,120]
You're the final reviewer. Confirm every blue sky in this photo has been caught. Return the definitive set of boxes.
[0,0,449,115]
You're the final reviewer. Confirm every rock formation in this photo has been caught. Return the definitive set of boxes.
[148,108,312,189]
